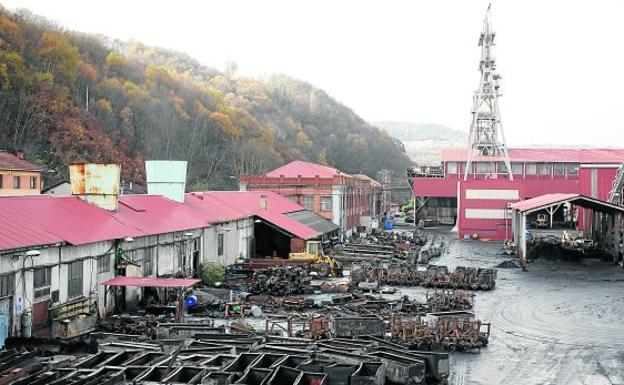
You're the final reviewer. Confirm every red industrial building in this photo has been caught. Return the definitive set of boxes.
[240,161,386,237]
[411,148,624,240]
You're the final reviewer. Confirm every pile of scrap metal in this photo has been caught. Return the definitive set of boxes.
[331,231,430,265]
[350,263,497,291]
[425,290,474,313]
[560,230,595,253]
[97,314,168,338]
[247,267,313,296]
[390,311,490,352]
[418,235,445,264]
[8,330,451,385]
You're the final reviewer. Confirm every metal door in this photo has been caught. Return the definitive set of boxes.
[32,300,51,338]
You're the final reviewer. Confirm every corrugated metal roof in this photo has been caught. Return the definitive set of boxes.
[0,190,322,252]
[116,195,210,234]
[510,193,624,215]
[0,151,43,171]
[286,210,339,235]
[102,276,200,287]
[185,191,320,240]
[510,193,579,212]
[0,196,143,247]
[0,209,62,250]
[266,160,348,178]
[442,148,624,164]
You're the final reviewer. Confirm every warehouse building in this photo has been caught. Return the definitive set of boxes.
[411,148,624,240]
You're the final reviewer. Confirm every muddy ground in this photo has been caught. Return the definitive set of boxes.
[399,229,624,385]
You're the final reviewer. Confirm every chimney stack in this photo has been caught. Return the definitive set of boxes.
[260,194,268,211]
[145,160,187,203]
[15,151,24,160]
[69,163,121,211]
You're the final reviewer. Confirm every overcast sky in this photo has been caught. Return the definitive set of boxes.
[3,0,624,146]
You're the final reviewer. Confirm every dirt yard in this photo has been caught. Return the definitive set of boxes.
[402,231,624,385]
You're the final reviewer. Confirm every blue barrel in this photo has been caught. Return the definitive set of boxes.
[184,295,198,308]
[384,219,394,230]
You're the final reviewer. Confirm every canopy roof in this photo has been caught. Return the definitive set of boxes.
[102,276,200,288]
[510,193,624,215]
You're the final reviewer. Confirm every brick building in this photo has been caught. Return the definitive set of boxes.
[0,151,42,195]
[240,161,386,237]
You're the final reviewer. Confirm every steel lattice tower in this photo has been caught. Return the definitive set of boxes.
[464,4,513,181]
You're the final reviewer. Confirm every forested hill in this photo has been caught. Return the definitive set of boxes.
[0,7,412,189]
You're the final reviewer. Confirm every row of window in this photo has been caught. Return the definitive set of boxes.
[0,175,38,189]
[287,195,333,211]
[446,162,580,176]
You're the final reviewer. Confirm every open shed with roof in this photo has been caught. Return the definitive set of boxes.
[510,193,624,266]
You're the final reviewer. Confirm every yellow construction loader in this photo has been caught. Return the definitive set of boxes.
[289,241,343,277]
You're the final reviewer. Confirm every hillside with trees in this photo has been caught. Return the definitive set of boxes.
[0,7,411,189]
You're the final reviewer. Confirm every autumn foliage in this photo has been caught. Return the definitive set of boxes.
[0,7,411,188]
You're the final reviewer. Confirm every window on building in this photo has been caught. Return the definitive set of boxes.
[302,196,313,210]
[286,195,298,203]
[553,163,565,175]
[475,162,495,174]
[29,176,37,189]
[67,260,83,299]
[511,163,523,174]
[567,163,579,175]
[143,248,153,276]
[320,196,332,211]
[97,254,110,273]
[446,162,457,174]
[526,163,537,175]
[0,274,14,297]
[13,176,20,189]
[0,175,3,188]
[217,233,225,256]
[539,163,552,175]
[34,267,51,299]
[497,162,508,173]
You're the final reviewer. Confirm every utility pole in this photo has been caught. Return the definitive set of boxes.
[464,4,512,181]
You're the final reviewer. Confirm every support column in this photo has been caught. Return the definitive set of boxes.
[614,213,621,265]
[520,214,527,269]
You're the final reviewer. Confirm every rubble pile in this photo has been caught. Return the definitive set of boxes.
[350,263,497,290]
[248,266,312,296]
[332,230,434,265]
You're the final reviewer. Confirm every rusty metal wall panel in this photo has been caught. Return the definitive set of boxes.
[69,163,120,211]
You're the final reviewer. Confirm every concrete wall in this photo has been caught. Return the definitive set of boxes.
[202,218,254,266]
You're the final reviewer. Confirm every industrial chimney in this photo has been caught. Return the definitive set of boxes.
[145,160,188,203]
[69,163,121,211]
[260,194,268,211]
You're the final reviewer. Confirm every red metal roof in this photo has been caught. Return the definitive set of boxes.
[0,196,143,247]
[441,148,624,164]
[0,190,322,251]
[185,191,319,239]
[102,276,200,287]
[116,195,210,234]
[510,193,624,215]
[266,160,349,178]
[510,193,580,212]
[0,151,43,171]
[0,209,62,250]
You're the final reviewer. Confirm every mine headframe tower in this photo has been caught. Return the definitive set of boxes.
[464,4,513,181]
